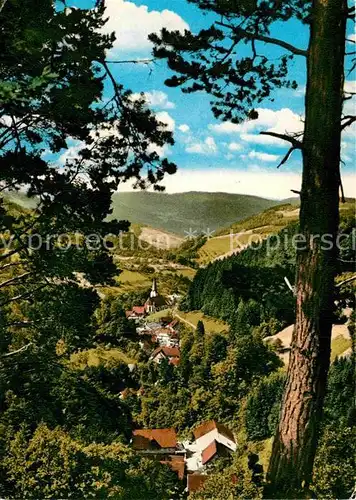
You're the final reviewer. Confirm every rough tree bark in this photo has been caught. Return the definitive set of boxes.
[267,0,347,496]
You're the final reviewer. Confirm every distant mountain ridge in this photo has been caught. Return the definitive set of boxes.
[6,190,354,237]
[108,191,279,235]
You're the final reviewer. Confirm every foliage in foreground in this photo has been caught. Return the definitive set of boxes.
[2,423,182,499]
[311,425,355,499]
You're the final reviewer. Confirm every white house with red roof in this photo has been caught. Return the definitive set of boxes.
[132,428,178,455]
[130,421,236,489]
[154,327,179,347]
[183,420,236,472]
[150,346,180,365]
[125,306,146,320]
[131,428,186,480]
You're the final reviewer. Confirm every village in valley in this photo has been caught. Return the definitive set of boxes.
[115,239,354,493]
[116,267,353,495]
[121,277,239,493]
[126,278,180,361]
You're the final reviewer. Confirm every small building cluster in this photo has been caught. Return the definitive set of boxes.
[126,279,182,363]
[125,278,167,320]
[131,420,236,494]
[150,346,180,365]
[136,318,181,364]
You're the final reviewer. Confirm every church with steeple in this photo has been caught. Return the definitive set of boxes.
[144,278,167,314]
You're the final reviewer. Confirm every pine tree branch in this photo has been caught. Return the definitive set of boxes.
[0,181,21,193]
[0,0,7,13]
[277,146,297,168]
[105,59,154,65]
[0,283,47,306]
[260,131,303,148]
[341,115,356,130]
[1,343,33,357]
[216,21,307,57]
[0,247,25,262]
[336,275,356,288]
[5,320,34,328]
[0,271,32,289]
[0,261,22,272]
[338,168,346,204]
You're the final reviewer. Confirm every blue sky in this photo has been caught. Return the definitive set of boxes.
[69,0,355,199]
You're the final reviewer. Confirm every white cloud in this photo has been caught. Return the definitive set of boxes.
[0,115,12,127]
[156,111,175,131]
[178,124,190,133]
[210,108,304,147]
[58,139,84,165]
[125,168,355,200]
[161,168,304,199]
[228,142,243,152]
[131,90,175,109]
[240,133,285,146]
[344,80,356,94]
[147,143,171,158]
[209,121,242,134]
[205,137,217,150]
[293,85,306,97]
[186,136,217,155]
[248,151,280,162]
[102,0,189,53]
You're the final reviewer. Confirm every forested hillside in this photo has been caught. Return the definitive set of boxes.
[183,206,356,335]
[109,191,279,235]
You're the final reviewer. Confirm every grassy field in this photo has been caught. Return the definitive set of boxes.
[115,269,150,288]
[331,335,352,361]
[197,233,263,264]
[145,308,173,322]
[174,310,229,334]
[176,268,197,279]
[216,203,299,236]
[197,236,232,263]
[197,199,355,264]
[99,269,151,297]
[70,347,136,369]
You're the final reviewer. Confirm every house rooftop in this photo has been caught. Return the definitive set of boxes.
[132,306,145,315]
[126,306,146,317]
[155,328,174,335]
[193,420,235,443]
[201,440,218,465]
[160,455,185,480]
[151,346,180,359]
[132,428,177,450]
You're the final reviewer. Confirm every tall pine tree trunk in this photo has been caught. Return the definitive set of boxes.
[267,0,347,496]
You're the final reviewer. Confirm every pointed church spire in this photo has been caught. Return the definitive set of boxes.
[150,278,158,298]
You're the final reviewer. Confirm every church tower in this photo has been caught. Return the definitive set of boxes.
[145,278,166,314]
[150,277,158,298]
